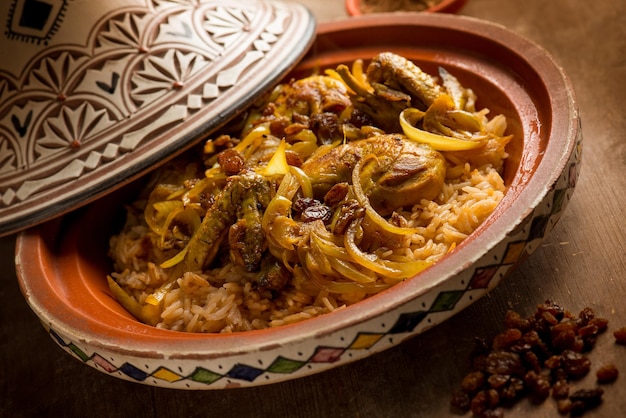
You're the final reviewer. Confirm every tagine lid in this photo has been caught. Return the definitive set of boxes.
[0,0,316,237]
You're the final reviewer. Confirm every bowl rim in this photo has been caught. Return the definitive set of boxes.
[345,0,469,16]
[15,13,579,360]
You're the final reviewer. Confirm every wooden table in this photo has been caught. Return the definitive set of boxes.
[2,0,625,417]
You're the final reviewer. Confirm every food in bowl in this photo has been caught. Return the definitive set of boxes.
[107,52,512,333]
[359,0,444,13]
[345,0,467,15]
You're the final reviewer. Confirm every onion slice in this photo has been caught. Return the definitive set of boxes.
[400,108,485,151]
[344,220,430,280]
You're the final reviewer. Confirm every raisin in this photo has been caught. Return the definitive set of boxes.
[293,197,318,213]
[536,300,565,323]
[460,371,485,394]
[552,379,570,399]
[544,354,562,370]
[561,350,591,379]
[268,117,290,136]
[330,199,364,235]
[569,387,604,402]
[262,102,276,116]
[471,390,500,416]
[533,379,552,402]
[492,328,523,351]
[310,112,343,144]
[578,324,599,338]
[519,330,548,356]
[570,400,588,416]
[551,322,578,351]
[581,335,597,352]
[219,134,237,146]
[541,311,559,326]
[484,351,525,376]
[557,398,573,414]
[323,183,349,207]
[524,370,551,402]
[614,326,626,345]
[451,303,618,417]
[596,364,619,383]
[301,205,332,223]
[553,367,568,382]
[577,307,595,326]
[589,317,609,333]
[486,389,500,408]
[283,122,308,136]
[284,150,303,167]
[450,389,471,412]
[503,310,530,331]
[487,373,509,390]
[217,149,245,175]
[498,384,520,404]
[470,390,489,416]
[523,351,542,374]
[569,388,604,416]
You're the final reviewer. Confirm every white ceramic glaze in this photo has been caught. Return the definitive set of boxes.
[0,0,315,236]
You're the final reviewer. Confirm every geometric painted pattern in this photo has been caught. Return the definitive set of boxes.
[0,0,315,235]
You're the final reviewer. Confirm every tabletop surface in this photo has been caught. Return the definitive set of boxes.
[2,1,625,417]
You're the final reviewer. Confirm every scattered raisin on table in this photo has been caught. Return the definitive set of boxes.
[596,364,619,383]
[450,389,471,413]
[614,326,626,345]
[552,379,570,400]
[561,349,591,379]
[450,300,618,417]
[569,388,604,416]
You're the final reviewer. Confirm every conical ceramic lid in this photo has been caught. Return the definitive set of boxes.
[0,0,315,236]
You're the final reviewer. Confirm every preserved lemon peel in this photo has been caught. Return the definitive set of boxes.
[160,245,188,269]
[257,139,290,176]
[335,60,374,97]
[400,107,485,151]
[234,124,270,153]
[327,58,372,96]
[107,276,162,326]
[144,280,176,306]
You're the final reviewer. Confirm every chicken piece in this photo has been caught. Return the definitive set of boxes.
[336,52,443,132]
[172,170,271,275]
[272,75,352,119]
[301,134,446,215]
[366,52,443,109]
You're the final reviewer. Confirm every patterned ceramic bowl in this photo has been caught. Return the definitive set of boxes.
[15,13,580,389]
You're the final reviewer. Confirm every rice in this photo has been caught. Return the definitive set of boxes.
[109,162,506,333]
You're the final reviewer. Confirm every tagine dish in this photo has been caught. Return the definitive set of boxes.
[15,13,580,389]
